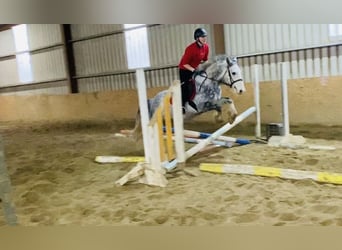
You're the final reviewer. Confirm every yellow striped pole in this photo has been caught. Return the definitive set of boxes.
[95,156,145,163]
[199,163,342,185]
[156,107,165,162]
[163,93,175,161]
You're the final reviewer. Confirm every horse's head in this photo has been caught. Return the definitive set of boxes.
[215,55,246,95]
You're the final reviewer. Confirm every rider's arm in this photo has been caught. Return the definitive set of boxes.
[182,64,196,72]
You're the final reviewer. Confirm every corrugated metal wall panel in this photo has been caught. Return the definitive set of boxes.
[225,24,342,83]
[338,45,342,74]
[27,24,62,49]
[4,24,341,96]
[31,48,66,82]
[70,24,123,40]
[0,29,15,57]
[0,86,69,96]
[0,59,19,87]
[75,24,212,91]
[77,67,180,93]
[146,24,213,88]
[78,73,136,93]
[0,25,66,94]
[145,67,178,88]
[148,24,213,68]
[225,24,342,56]
[0,81,69,96]
[239,46,342,83]
[73,34,127,77]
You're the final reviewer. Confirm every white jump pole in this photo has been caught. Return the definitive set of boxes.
[136,69,152,163]
[280,63,290,136]
[253,64,261,138]
[185,106,256,160]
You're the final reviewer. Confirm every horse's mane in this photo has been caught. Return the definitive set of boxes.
[198,61,213,71]
[198,54,229,73]
[199,55,228,74]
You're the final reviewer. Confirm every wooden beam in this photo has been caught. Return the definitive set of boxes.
[62,24,78,93]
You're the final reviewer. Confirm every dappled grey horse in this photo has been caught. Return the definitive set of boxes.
[121,55,246,139]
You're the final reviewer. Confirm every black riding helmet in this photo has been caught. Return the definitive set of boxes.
[194,28,208,40]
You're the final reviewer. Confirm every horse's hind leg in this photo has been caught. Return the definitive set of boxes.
[132,109,142,141]
[120,109,142,141]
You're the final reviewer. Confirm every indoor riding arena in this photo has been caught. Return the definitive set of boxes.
[1,24,342,226]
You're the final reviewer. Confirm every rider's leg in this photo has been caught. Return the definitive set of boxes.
[181,82,189,107]
[179,69,193,113]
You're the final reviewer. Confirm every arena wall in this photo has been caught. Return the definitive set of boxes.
[0,76,341,126]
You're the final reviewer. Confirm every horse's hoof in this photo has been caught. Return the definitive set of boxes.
[231,116,237,123]
[214,117,224,123]
[227,113,237,124]
[120,129,133,136]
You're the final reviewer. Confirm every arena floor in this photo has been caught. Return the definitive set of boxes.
[1,121,342,226]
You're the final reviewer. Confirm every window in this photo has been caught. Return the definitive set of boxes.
[12,24,33,83]
[124,24,150,69]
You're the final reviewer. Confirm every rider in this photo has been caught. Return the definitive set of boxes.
[178,27,209,113]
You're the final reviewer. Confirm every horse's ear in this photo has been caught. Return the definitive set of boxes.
[227,56,237,66]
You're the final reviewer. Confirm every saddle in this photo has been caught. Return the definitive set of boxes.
[187,70,207,112]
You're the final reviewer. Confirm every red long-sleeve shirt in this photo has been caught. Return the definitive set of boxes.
[178,42,209,70]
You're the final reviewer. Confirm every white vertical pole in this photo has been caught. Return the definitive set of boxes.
[149,123,161,169]
[171,80,186,163]
[253,64,261,138]
[136,69,151,162]
[280,63,290,136]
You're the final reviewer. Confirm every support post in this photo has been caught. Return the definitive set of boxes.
[136,69,151,163]
[280,63,290,136]
[253,64,261,138]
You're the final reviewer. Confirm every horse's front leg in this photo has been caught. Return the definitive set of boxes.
[217,97,238,124]
[213,106,223,123]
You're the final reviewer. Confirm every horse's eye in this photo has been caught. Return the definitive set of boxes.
[232,72,236,76]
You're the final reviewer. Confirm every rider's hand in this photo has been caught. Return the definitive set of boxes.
[193,69,206,77]
[192,69,202,75]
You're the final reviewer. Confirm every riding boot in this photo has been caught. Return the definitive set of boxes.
[181,82,189,112]
[188,100,198,112]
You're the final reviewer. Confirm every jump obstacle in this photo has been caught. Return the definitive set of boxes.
[99,68,259,186]
[99,64,336,188]
[114,70,185,187]
[199,63,339,185]
[265,63,306,147]
[183,129,251,145]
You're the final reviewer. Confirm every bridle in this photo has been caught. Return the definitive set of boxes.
[195,64,243,90]
[220,66,244,88]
